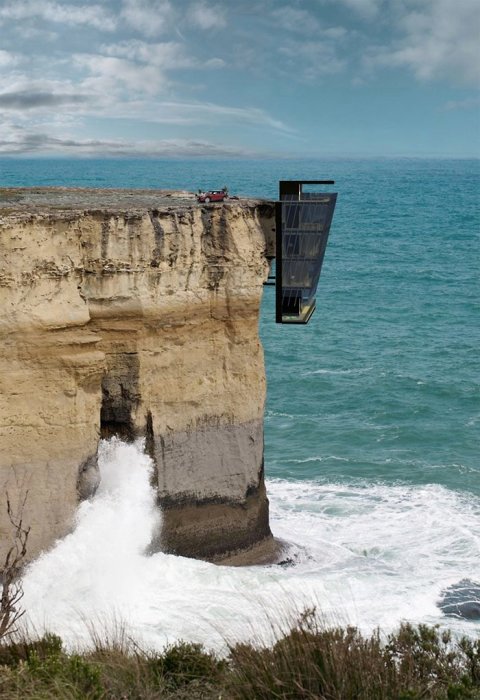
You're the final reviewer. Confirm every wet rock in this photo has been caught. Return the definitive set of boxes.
[438,579,480,620]
[77,454,101,500]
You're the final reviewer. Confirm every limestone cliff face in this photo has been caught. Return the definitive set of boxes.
[0,188,276,565]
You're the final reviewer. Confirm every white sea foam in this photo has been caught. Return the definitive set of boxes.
[269,478,480,636]
[291,455,350,464]
[20,439,480,652]
[301,367,373,377]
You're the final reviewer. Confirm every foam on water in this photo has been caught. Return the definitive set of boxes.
[21,439,480,652]
[269,478,480,635]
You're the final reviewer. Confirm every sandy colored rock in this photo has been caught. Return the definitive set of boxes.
[0,188,276,565]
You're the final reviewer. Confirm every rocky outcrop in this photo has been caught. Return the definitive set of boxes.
[0,188,276,565]
[438,579,480,620]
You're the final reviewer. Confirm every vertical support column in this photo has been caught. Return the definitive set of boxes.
[275,201,283,324]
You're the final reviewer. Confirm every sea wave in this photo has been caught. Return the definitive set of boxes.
[301,367,373,377]
[20,440,480,653]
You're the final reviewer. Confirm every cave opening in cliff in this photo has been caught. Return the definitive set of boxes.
[100,353,140,442]
[100,390,135,441]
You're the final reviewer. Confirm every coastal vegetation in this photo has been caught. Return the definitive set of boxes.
[0,612,478,699]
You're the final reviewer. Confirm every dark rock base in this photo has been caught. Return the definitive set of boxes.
[156,480,271,562]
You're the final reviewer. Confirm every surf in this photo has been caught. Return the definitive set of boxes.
[20,439,480,652]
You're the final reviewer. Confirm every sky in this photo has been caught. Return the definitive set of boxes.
[0,0,479,158]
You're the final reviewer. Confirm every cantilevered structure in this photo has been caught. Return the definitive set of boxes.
[276,180,337,324]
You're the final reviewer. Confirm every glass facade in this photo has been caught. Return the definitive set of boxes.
[276,182,337,323]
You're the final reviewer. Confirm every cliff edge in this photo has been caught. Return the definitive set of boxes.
[0,187,276,565]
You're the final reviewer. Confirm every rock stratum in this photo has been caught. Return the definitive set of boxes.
[0,188,276,566]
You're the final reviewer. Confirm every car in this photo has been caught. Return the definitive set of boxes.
[196,190,228,203]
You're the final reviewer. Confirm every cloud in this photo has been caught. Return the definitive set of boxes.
[0,127,255,157]
[0,90,89,109]
[121,0,174,37]
[0,50,19,67]
[339,0,381,18]
[152,101,294,131]
[0,55,291,134]
[279,40,346,80]
[204,57,225,69]
[319,0,382,19]
[0,132,110,153]
[272,7,321,34]
[74,54,169,96]
[226,5,347,83]
[99,39,226,72]
[0,0,117,31]
[188,1,227,30]
[81,99,293,131]
[323,27,348,39]
[364,0,480,86]
[100,40,194,69]
[15,26,59,41]
[443,96,480,111]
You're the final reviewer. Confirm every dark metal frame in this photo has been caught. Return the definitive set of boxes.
[275,180,336,324]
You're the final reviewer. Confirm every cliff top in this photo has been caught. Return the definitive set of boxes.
[0,187,269,217]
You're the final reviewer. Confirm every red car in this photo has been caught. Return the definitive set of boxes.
[196,190,228,203]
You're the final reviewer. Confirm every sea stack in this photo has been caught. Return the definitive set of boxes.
[0,188,276,565]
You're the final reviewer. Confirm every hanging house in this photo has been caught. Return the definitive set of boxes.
[275,180,337,324]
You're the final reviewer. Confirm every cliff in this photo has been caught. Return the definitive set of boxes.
[0,188,276,566]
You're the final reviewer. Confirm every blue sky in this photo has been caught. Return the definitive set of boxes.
[0,0,479,157]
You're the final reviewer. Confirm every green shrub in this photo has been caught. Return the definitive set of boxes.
[147,641,225,690]
[0,621,478,699]
[227,614,480,700]
[0,631,62,667]
[0,633,102,699]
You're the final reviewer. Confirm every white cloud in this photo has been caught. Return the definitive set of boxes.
[279,40,346,80]
[0,50,19,67]
[364,0,480,85]
[319,0,382,19]
[340,0,381,18]
[16,26,59,41]
[443,96,480,111]
[74,54,169,96]
[100,40,226,71]
[204,57,225,69]
[100,40,193,69]
[188,1,227,30]
[323,27,348,39]
[0,1,117,31]
[151,101,294,131]
[121,0,174,37]
[0,53,289,134]
[87,99,293,130]
[272,7,321,34]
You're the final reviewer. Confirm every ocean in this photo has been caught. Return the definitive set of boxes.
[1,156,479,649]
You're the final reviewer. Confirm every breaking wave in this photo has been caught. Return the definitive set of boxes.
[21,439,480,652]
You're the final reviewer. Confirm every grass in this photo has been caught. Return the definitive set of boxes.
[0,613,478,699]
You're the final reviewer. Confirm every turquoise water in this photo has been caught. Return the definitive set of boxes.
[261,159,480,497]
[3,157,479,637]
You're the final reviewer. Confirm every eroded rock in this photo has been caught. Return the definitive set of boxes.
[77,454,100,500]
[0,188,276,565]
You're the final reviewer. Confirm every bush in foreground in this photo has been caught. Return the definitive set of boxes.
[228,612,480,699]
[0,616,478,699]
